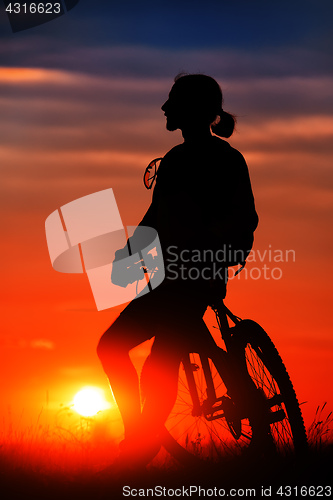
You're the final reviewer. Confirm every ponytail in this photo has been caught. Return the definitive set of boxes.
[211,110,236,139]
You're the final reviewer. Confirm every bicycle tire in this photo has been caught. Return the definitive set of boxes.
[161,320,307,464]
[236,319,307,454]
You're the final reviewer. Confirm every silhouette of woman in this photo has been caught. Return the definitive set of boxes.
[97,74,258,467]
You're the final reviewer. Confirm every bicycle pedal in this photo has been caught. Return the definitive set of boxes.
[269,408,286,423]
[268,394,283,407]
[220,396,242,439]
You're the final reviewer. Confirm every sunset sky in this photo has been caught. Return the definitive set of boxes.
[0,0,332,435]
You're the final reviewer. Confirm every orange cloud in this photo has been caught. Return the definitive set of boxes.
[0,67,78,84]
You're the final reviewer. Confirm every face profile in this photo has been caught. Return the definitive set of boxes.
[161,85,189,132]
[161,74,231,137]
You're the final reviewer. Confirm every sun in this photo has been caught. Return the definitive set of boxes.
[72,386,111,417]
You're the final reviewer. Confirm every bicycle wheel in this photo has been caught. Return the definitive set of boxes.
[162,348,256,464]
[162,320,307,464]
[237,319,307,454]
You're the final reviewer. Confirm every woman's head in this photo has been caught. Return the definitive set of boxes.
[161,74,235,138]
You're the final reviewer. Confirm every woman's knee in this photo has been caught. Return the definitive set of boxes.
[96,332,107,361]
[96,323,133,362]
[97,325,119,361]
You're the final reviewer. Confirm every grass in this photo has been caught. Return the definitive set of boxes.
[307,403,333,450]
[0,404,332,500]
[0,406,119,475]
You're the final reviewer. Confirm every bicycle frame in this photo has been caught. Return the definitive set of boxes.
[180,300,239,421]
[180,299,254,424]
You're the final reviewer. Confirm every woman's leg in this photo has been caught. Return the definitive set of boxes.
[97,332,143,440]
[97,312,183,442]
[97,280,218,457]
[97,293,156,440]
[139,313,215,439]
[139,342,182,437]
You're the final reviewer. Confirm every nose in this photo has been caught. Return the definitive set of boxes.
[161,99,168,113]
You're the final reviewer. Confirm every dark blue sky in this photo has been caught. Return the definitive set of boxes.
[1,0,333,78]
[76,0,331,51]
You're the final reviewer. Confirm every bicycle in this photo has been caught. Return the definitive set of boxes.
[156,296,308,464]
